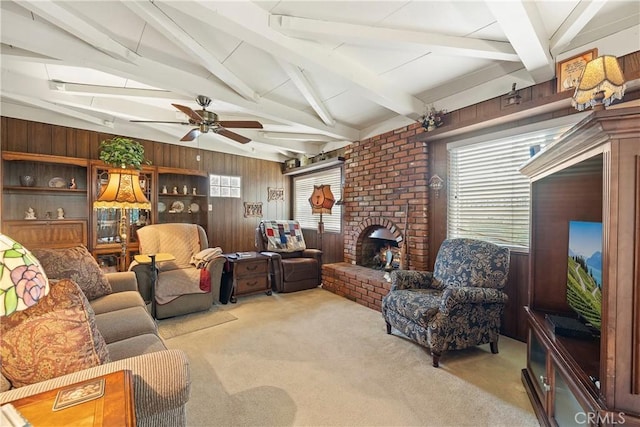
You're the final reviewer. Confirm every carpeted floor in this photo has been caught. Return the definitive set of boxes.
[164,288,538,427]
[157,307,237,339]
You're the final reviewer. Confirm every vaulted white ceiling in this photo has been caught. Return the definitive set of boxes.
[1,1,638,162]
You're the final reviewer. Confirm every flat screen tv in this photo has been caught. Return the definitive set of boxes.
[567,220,602,331]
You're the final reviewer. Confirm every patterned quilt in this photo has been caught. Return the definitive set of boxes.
[261,220,306,252]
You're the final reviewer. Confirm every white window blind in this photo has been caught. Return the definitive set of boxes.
[448,125,570,249]
[294,168,342,232]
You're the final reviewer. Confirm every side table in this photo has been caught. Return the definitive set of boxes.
[6,370,135,426]
[223,252,271,303]
[133,253,175,318]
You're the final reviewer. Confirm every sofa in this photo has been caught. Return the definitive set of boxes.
[0,244,191,427]
[255,220,322,293]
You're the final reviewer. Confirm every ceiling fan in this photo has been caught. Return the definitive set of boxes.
[131,95,263,143]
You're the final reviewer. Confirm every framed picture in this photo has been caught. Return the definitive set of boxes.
[556,48,597,93]
[244,202,263,218]
[268,187,284,202]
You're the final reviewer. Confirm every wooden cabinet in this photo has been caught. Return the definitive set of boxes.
[519,107,640,426]
[1,152,89,247]
[223,252,271,302]
[156,167,208,231]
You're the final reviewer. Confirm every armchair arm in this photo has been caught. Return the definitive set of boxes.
[0,349,190,423]
[301,249,322,261]
[390,270,438,291]
[106,271,138,293]
[439,287,508,314]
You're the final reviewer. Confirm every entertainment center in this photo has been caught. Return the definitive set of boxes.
[520,107,640,426]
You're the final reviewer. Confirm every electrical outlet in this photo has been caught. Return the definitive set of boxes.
[208,204,213,211]
[196,154,201,162]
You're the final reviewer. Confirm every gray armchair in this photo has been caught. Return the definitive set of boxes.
[130,223,225,319]
[382,238,510,367]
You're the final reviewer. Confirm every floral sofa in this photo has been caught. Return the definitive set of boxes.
[0,242,190,426]
[381,238,510,367]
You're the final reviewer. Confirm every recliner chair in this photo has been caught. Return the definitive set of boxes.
[255,220,322,293]
[382,238,510,367]
[130,223,225,319]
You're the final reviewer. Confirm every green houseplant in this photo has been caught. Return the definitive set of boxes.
[98,136,150,169]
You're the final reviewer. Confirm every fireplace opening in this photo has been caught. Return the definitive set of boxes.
[358,226,402,270]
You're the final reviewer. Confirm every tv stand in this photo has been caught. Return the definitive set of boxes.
[519,107,640,426]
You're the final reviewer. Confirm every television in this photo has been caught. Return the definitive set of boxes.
[567,220,602,331]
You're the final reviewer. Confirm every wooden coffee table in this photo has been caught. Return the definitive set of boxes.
[7,370,135,426]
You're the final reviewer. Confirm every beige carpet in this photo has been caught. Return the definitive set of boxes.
[157,307,237,339]
[165,288,537,427]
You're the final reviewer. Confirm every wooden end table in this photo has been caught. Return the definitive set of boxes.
[7,370,135,426]
[223,252,271,303]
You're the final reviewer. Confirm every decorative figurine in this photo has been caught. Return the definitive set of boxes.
[183,185,188,195]
[25,207,36,220]
[69,178,77,189]
[172,186,178,194]
[57,207,65,219]
[162,185,168,194]
[192,187,197,195]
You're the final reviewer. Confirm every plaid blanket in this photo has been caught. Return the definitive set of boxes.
[261,220,306,252]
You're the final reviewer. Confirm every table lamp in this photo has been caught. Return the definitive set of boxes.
[572,55,626,111]
[308,184,335,250]
[0,233,50,316]
[93,168,151,270]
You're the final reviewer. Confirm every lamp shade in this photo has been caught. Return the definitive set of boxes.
[93,168,151,210]
[308,185,335,214]
[572,55,626,111]
[0,234,50,316]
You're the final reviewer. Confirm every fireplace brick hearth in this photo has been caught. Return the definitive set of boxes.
[321,122,430,311]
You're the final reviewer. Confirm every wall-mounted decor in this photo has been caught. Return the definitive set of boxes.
[244,202,263,218]
[210,174,241,198]
[556,48,598,93]
[268,187,285,202]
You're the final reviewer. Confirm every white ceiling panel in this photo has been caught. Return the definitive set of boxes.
[1,0,638,161]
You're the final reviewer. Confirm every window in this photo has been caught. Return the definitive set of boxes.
[447,118,582,249]
[294,168,342,232]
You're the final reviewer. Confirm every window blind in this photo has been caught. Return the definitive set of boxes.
[294,168,342,232]
[448,126,569,249]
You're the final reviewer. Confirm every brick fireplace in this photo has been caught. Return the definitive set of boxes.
[323,122,430,310]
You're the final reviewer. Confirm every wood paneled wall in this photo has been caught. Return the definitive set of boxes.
[0,117,291,255]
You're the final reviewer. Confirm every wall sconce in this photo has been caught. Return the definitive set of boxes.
[505,83,522,106]
[429,174,445,198]
[572,55,626,111]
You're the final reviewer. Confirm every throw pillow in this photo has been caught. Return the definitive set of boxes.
[0,279,110,388]
[32,245,112,301]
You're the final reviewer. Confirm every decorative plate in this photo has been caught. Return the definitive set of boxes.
[189,203,200,213]
[170,201,184,213]
[158,202,166,213]
[48,177,67,188]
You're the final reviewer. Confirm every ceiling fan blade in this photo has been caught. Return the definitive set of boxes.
[181,128,200,142]
[172,104,203,123]
[217,120,263,129]
[130,120,190,124]
[217,128,251,144]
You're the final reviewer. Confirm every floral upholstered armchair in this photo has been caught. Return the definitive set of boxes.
[381,238,510,367]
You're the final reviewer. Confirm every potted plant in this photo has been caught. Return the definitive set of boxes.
[98,136,150,169]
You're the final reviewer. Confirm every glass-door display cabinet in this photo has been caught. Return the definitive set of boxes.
[91,162,155,270]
